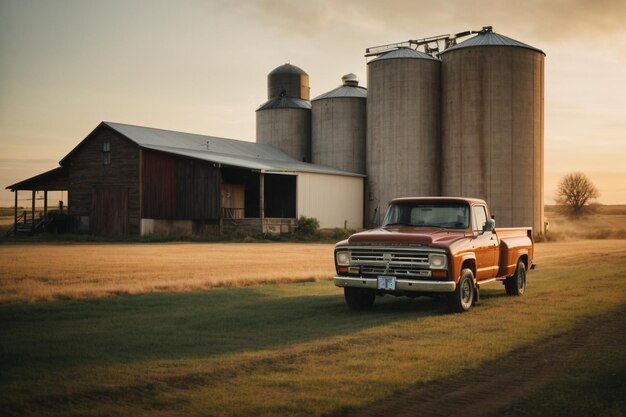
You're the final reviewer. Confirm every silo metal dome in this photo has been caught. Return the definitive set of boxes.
[441,28,545,234]
[257,63,312,162]
[267,63,310,100]
[311,74,367,174]
[366,47,442,226]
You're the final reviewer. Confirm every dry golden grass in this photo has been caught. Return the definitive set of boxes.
[0,242,335,303]
[544,204,626,239]
[2,239,626,305]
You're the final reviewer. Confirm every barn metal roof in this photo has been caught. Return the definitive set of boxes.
[312,85,367,101]
[256,96,311,111]
[442,32,545,55]
[369,47,439,63]
[6,167,69,191]
[102,122,363,177]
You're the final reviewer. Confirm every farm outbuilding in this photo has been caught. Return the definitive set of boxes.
[7,122,363,236]
[8,26,546,237]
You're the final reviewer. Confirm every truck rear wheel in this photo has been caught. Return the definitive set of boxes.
[505,261,526,296]
[447,268,475,313]
[344,287,376,310]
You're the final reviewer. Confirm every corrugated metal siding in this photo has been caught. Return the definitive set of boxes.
[142,150,177,218]
[296,173,363,229]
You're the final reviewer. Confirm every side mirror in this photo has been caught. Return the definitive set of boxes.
[483,218,495,233]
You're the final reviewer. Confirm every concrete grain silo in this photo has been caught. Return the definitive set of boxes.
[440,27,545,234]
[257,63,312,162]
[311,73,367,174]
[366,48,441,225]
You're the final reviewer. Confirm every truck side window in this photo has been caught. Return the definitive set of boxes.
[472,206,488,232]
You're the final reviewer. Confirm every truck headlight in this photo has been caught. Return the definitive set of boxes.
[429,253,447,269]
[336,250,351,266]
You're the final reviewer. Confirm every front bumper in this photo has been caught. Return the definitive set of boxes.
[333,276,456,293]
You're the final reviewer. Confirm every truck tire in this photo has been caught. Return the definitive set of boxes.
[505,260,526,296]
[344,287,376,310]
[447,268,475,313]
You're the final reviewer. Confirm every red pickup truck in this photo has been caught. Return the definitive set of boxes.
[334,197,535,312]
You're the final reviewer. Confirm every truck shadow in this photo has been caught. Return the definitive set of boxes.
[0,285,448,376]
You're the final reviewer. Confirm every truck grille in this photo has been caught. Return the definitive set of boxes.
[349,248,436,280]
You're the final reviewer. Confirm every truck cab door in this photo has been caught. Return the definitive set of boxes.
[471,205,499,280]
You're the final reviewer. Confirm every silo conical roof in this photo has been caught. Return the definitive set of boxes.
[442,31,545,55]
[312,85,367,101]
[369,47,439,63]
[256,96,311,111]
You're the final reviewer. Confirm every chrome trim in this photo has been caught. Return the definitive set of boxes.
[337,245,447,253]
[334,276,456,293]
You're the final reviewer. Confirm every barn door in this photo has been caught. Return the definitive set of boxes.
[91,187,128,235]
[221,184,245,219]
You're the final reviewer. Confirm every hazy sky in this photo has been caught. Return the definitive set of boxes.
[1,0,625,207]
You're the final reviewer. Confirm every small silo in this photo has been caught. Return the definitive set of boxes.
[267,63,310,100]
[257,63,312,162]
[366,48,441,225]
[311,73,367,174]
[441,27,545,234]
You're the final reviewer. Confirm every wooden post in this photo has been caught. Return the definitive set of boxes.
[43,190,48,232]
[31,190,36,233]
[259,173,265,233]
[13,190,18,236]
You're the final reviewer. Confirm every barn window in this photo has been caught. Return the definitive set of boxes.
[103,141,111,165]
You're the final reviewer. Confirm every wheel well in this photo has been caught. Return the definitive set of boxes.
[519,255,528,270]
[462,259,476,276]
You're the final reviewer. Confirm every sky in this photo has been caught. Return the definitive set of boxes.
[1,0,625,207]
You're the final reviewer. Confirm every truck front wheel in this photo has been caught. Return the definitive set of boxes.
[447,268,475,313]
[344,287,376,310]
[505,261,526,296]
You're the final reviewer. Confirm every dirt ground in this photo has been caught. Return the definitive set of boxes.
[332,307,626,417]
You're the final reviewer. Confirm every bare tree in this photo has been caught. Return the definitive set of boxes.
[556,172,599,215]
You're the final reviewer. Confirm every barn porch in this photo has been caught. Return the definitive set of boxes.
[5,167,70,236]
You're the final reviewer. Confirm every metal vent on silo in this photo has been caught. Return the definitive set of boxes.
[311,74,367,174]
[440,28,545,234]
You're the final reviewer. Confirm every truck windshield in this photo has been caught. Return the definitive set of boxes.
[383,202,470,229]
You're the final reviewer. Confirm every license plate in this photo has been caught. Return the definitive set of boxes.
[377,275,396,290]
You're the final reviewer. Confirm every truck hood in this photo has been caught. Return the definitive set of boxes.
[346,227,469,247]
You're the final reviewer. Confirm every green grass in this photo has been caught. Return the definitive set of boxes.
[1,253,625,416]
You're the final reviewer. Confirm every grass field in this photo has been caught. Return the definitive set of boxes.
[544,204,626,239]
[0,243,335,303]
[1,240,625,416]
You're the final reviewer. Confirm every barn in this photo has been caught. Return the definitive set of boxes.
[7,122,364,236]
